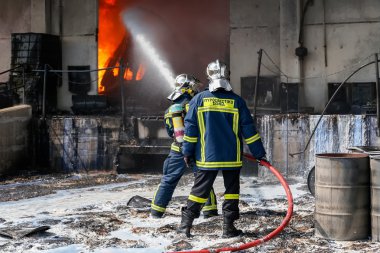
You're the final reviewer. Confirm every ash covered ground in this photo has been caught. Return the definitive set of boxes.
[0,172,379,253]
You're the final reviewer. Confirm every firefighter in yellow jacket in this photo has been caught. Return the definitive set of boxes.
[150,74,218,218]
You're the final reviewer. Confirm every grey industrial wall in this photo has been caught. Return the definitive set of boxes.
[0,0,97,112]
[49,114,380,178]
[1,0,380,113]
[0,105,32,175]
[49,116,120,172]
[230,0,380,113]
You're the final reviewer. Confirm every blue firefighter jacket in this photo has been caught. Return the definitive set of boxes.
[182,89,266,170]
[164,94,191,152]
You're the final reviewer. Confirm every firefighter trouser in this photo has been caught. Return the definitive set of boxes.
[151,150,217,216]
[186,169,240,221]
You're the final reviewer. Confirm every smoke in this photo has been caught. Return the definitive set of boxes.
[135,34,175,88]
[104,0,229,115]
[121,0,229,88]
[122,8,175,89]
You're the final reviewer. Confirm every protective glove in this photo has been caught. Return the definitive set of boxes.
[184,156,195,169]
[257,157,269,166]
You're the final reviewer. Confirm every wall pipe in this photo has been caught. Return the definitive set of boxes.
[42,64,48,119]
[119,61,126,130]
[168,154,294,253]
[0,65,23,76]
[323,0,327,67]
[375,53,380,136]
[289,59,378,156]
[253,49,263,118]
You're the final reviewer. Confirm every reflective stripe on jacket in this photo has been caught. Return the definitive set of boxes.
[182,89,266,170]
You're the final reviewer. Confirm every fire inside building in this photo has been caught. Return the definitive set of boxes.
[1,0,380,252]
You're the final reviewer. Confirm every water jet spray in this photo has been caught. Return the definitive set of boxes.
[122,8,176,89]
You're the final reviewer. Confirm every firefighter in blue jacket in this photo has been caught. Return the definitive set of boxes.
[150,74,218,218]
[178,60,267,237]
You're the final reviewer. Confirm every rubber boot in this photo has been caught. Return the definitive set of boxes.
[222,218,243,238]
[150,209,164,219]
[203,210,218,219]
[177,207,195,238]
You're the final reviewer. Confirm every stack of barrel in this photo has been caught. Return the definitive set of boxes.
[314,153,379,241]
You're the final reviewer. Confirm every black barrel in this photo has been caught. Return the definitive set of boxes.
[371,156,380,242]
[315,153,370,240]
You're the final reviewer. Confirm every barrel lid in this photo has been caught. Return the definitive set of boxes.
[316,153,369,158]
[370,155,380,160]
[348,146,380,155]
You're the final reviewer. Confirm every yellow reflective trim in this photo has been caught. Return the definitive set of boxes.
[189,194,208,204]
[197,110,206,162]
[196,161,242,168]
[171,143,181,152]
[225,194,239,200]
[197,105,242,165]
[164,112,172,119]
[233,112,240,162]
[203,98,235,108]
[202,205,218,211]
[245,133,261,144]
[183,135,197,143]
[185,103,190,113]
[151,203,166,213]
[198,107,238,114]
[210,188,217,207]
[151,184,166,212]
[165,118,172,129]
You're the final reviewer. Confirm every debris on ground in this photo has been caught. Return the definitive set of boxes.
[0,173,379,253]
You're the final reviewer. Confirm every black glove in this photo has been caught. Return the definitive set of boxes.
[257,157,269,165]
[184,156,195,169]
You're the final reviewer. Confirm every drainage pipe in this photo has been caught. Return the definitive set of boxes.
[253,49,263,118]
[168,153,294,253]
[375,53,380,136]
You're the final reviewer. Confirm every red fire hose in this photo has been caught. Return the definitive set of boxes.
[168,153,294,253]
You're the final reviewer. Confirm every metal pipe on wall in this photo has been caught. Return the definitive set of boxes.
[323,0,327,67]
[42,64,48,119]
[253,49,263,118]
[119,61,126,130]
[290,59,378,157]
[375,53,380,136]
[59,0,63,39]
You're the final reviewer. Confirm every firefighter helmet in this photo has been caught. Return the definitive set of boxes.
[206,59,232,92]
[167,74,201,101]
[206,59,229,80]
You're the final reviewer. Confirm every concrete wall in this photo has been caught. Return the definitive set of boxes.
[230,0,380,113]
[49,114,380,178]
[0,105,32,175]
[50,0,98,111]
[49,116,120,172]
[0,0,97,111]
[0,0,32,83]
[257,114,380,179]
[2,1,379,113]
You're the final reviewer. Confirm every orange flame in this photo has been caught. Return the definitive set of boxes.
[136,64,145,81]
[98,0,126,94]
[124,68,133,80]
[98,0,146,93]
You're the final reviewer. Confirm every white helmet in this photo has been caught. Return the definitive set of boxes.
[206,59,232,92]
[167,74,201,101]
[206,59,230,80]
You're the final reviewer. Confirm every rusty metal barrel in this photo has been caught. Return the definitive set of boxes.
[371,156,380,242]
[315,153,370,240]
